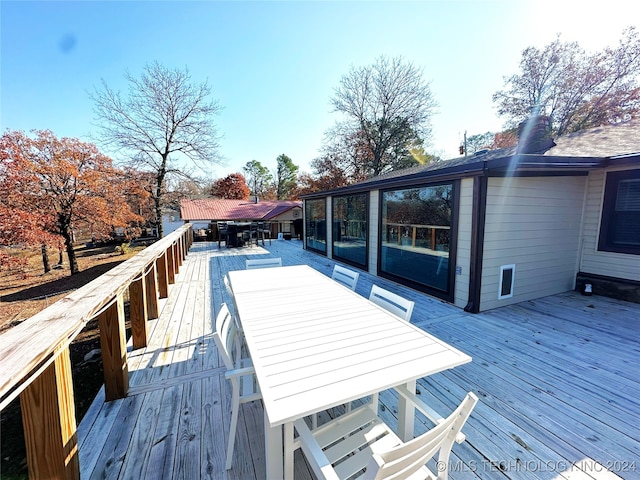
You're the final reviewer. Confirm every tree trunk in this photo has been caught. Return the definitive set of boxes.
[41,244,51,274]
[59,220,79,275]
[155,197,163,239]
[65,236,79,275]
[155,163,167,239]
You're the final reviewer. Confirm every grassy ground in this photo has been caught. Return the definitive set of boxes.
[0,242,144,479]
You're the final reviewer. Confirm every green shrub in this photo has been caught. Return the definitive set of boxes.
[114,242,130,255]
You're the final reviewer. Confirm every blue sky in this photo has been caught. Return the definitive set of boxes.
[1,1,638,182]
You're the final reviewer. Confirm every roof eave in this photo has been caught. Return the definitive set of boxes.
[300,154,607,199]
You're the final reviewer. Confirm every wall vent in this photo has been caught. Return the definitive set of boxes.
[499,264,516,299]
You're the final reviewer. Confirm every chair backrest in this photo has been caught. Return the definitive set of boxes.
[245,257,282,269]
[369,285,414,321]
[331,265,360,291]
[222,274,233,297]
[213,303,240,370]
[365,392,478,480]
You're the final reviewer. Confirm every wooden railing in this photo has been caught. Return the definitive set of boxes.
[0,224,193,479]
[384,222,450,250]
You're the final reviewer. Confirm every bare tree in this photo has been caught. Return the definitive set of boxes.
[331,56,437,177]
[465,131,495,154]
[493,27,640,136]
[92,62,222,237]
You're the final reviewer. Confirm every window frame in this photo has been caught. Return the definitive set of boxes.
[598,169,640,255]
[377,180,459,302]
[331,193,369,270]
[304,198,327,255]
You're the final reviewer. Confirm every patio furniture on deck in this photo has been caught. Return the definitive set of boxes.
[259,221,272,245]
[245,257,282,269]
[294,390,478,479]
[213,303,261,470]
[226,222,253,247]
[331,265,360,291]
[217,222,228,248]
[369,285,415,321]
[227,265,472,479]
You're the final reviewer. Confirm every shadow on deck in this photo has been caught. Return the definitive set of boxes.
[78,240,640,479]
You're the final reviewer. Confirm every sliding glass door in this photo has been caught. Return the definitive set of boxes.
[380,183,455,297]
[332,194,368,268]
[304,198,327,254]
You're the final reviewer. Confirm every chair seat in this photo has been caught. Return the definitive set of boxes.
[294,392,478,480]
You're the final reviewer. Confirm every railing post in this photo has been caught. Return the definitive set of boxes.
[145,262,159,319]
[157,253,169,298]
[20,346,79,480]
[98,294,128,401]
[172,242,177,273]
[172,242,180,274]
[178,237,185,264]
[129,276,148,349]
[167,245,176,284]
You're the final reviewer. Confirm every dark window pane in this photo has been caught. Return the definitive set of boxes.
[332,194,367,267]
[381,185,453,293]
[305,199,326,253]
[599,170,640,254]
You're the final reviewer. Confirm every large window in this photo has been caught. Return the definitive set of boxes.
[599,169,640,255]
[332,194,368,268]
[305,199,327,254]
[380,184,455,296]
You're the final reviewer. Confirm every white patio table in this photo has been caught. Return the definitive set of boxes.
[227,265,471,479]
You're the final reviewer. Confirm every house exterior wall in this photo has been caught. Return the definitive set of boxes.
[580,167,640,281]
[369,190,380,275]
[479,176,586,311]
[454,178,474,308]
[326,197,333,259]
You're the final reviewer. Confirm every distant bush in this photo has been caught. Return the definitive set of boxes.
[114,242,130,255]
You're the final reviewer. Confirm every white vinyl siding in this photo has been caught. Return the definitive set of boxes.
[369,190,379,275]
[580,168,640,280]
[480,176,586,311]
[454,178,473,308]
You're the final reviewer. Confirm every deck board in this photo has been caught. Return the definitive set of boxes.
[78,240,640,480]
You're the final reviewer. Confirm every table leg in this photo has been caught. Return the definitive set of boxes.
[284,422,294,480]
[264,411,284,479]
[397,379,416,441]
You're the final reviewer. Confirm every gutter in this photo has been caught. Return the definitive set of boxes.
[464,163,488,313]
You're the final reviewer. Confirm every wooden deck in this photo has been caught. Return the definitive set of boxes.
[78,239,640,480]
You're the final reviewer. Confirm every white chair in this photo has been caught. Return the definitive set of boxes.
[331,265,360,291]
[369,285,415,321]
[245,257,282,269]
[293,391,478,480]
[213,303,261,469]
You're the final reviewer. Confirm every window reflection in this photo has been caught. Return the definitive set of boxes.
[332,194,367,267]
[381,185,453,293]
[305,199,326,253]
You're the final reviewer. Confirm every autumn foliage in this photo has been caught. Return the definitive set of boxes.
[0,130,144,274]
[211,173,250,199]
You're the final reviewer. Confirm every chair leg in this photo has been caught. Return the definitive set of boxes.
[226,390,241,469]
[371,392,379,414]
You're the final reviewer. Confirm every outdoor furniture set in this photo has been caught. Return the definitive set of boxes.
[217,221,272,248]
[214,261,477,479]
